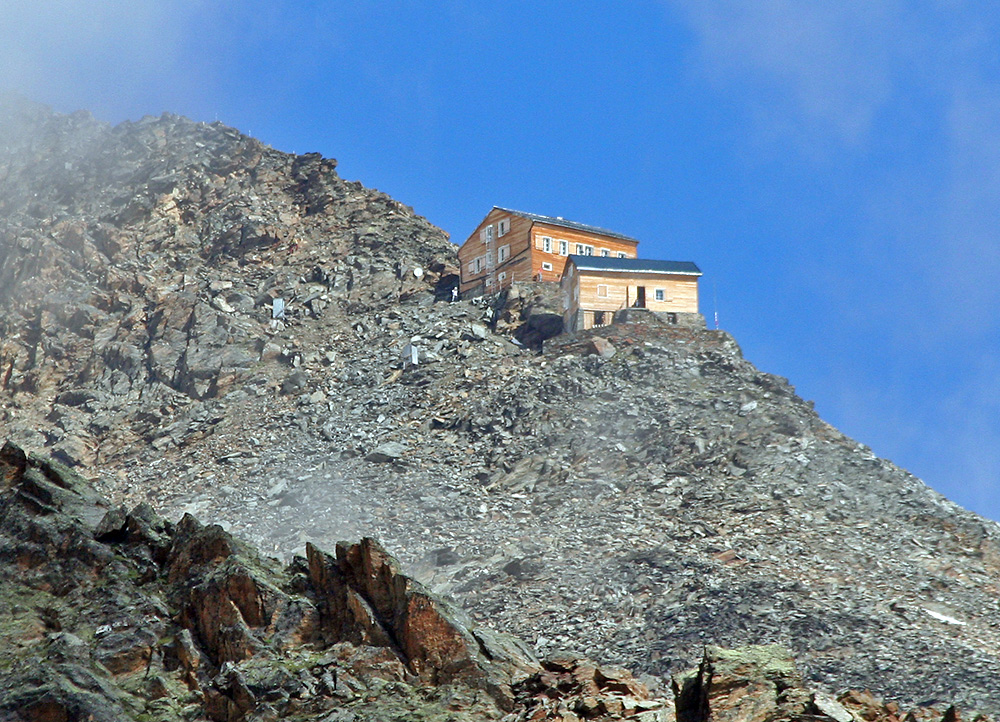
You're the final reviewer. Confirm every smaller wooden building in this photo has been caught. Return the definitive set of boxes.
[457,207,639,295]
[561,255,703,331]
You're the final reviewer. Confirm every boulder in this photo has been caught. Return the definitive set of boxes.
[365,441,407,463]
[585,336,616,359]
[674,645,815,722]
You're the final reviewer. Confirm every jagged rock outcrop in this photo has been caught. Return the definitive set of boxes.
[671,645,980,722]
[488,282,565,348]
[0,441,676,721]
[674,645,828,722]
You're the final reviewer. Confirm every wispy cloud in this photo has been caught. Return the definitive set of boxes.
[936,81,1000,327]
[668,0,1000,325]
[669,0,917,151]
[668,1,1000,517]
[0,0,210,112]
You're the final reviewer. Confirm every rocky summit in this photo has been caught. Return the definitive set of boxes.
[2,96,1000,718]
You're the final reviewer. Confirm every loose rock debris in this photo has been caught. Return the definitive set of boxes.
[1,97,1000,714]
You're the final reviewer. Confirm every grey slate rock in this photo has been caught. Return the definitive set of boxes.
[365,442,407,463]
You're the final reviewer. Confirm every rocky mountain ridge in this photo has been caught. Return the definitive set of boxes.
[0,93,456,468]
[0,442,984,722]
[2,97,1000,714]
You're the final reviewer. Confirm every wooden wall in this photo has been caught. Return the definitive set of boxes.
[458,208,639,293]
[457,208,534,293]
[564,266,700,328]
[528,222,638,283]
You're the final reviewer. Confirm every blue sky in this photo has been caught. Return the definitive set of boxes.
[3,1,999,522]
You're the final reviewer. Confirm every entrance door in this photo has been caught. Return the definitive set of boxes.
[636,286,646,308]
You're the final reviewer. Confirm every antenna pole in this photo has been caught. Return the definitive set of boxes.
[713,281,719,329]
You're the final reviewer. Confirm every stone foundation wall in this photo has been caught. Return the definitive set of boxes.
[612,308,705,329]
[672,311,706,329]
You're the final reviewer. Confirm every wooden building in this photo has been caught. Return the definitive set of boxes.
[561,255,703,331]
[457,207,639,295]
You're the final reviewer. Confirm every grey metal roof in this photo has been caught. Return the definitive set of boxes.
[494,207,640,243]
[566,255,702,276]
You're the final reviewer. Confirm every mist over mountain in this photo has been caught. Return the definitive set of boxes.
[2,97,1000,719]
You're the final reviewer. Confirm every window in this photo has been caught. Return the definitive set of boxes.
[594,311,607,326]
[498,218,510,236]
[498,244,510,263]
[575,244,594,256]
[485,225,494,242]
[600,248,610,257]
[542,261,554,271]
[542,236,552,253]
[655,289,665,301]
[485,277,494,287]
[498,271,506,282]
[474,257,483,273]
[558,239,568,255]
[597,284,609,298]
[666,312,678,324]
[617,252,627,258]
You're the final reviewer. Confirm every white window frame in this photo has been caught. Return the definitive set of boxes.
[485,224,494,242]
[617,251,628,259]
[498,218,510,237]
[498,271,506,282]
[597,284,609,298]
[600,248,610,257]
[497,244,509,263]
[558,239,568,255]
[474,257,483,273]
[541,236,552,253]
[655,288,666,301]
[575,243,594,256]
[541,261,554,271]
